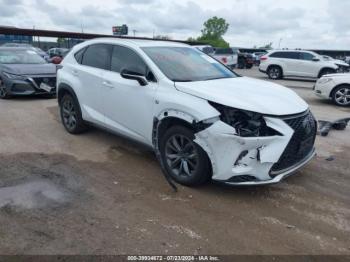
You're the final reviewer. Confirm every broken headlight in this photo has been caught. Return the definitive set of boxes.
[209,102,280,137]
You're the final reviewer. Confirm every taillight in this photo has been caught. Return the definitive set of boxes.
[260,56,268,61]
[222,57,227,63]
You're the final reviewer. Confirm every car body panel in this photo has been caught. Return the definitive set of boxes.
[315,73,350,100]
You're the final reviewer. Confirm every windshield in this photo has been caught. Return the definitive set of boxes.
[0,50,47,64]
[142,47,237,82]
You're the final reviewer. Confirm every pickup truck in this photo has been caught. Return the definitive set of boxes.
[212,48,238,69]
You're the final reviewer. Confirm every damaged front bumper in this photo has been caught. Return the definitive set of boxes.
[194,113,316,186]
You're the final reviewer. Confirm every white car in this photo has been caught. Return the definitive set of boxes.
[57,38,316,187]
[259,50,338,79]
[212,48,238,69]
[315,73,350,106]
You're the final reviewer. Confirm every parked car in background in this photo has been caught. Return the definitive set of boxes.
[345,56,350,65]
[259,50,339,79]
[322,55,349,73]
[314,73,350,106]
[238,53,254,69]
[1,43,50,61]
[253,52,267,66]
[194,45,215,55]
[48,48,69,58]
[57,38,316,187]
[0,47,57,98]
[212,48,238,69]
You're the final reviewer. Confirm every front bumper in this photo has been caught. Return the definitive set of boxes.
[314,80,335,100]
[194,111,317,186]
[3,75,56,96]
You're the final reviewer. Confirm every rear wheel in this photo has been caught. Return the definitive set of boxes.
[332,85,350,107]
[159,126,211,187]
[0,79,11,99]
[60,93,87,134]
[267,66,282,79]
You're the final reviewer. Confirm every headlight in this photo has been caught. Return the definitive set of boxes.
[3,72,27,80]
[209,102,280,137]
[317,78,332,84]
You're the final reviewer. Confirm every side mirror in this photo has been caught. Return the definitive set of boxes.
[312,57,320,62]
[120,69,148,86]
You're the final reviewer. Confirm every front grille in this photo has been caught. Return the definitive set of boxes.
[271,111,317,176]
[32,77,56,88]
[228,175,258,183]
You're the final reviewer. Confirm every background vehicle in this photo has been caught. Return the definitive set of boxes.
[194,45,215,55]
[48,48,69,58]
[57,38,316,187]
[1,43,50,61]
[315,73,350,106]
[253,52,267,66]
[259,50,339,79]
[322,55,350,73]
[212,48,238,69]
[238,53,254,69]
[0,47,56,98]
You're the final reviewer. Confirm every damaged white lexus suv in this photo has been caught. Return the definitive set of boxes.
[57,38,317,187]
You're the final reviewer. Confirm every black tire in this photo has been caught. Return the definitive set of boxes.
[331,85,350,107]
[0,79,11,99]
[246,64,253,69]
[159,126,211,187]
[267,66,282,80]
[59,93,87,134]
[319,68,335,78]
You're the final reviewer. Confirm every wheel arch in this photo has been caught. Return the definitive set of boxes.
[318,67,336,78]
[330,83,350,99]
[57,83,79,106]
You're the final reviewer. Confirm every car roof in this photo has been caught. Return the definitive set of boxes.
[0,47,33,51]
[79,38,189,48]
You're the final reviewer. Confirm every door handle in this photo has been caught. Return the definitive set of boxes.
[103,81,114,88]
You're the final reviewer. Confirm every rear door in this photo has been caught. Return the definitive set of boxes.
[77,44,112,125]
[101,45,158,144]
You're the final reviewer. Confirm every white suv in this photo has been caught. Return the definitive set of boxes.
[259,50,338,80]
[57,38,317,187]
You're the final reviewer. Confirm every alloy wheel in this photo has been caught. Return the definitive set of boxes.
[165,134,199,178]
[62,97,77,130]
[269,68,280,79]
[335,87,350,106]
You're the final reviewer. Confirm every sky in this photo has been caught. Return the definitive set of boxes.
[0,0,349,49]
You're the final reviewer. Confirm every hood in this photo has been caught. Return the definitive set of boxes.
[0,63,56,76]
[333,60,349,67]
[322,73,350,78]
[175,77,308,116]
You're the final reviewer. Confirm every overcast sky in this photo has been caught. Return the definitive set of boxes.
[0,0,349,49]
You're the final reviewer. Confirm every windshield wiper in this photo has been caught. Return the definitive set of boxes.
[172,79,194,82]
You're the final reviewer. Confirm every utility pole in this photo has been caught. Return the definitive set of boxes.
[133,30,137,37]
[278,38,283,49]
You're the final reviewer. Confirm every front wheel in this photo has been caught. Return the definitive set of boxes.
[0,79,11,99]
[159,126,211,187]
[60,93,87,134]
[332,85,350,107]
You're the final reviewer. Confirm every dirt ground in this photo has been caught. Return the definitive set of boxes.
[0,68,349,255]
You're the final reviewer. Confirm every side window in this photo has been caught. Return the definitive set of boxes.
[300,52,315,61]
[111,45,148,76]
[74,48,86,64]
[270,52,284,58]
[81,44,112,70]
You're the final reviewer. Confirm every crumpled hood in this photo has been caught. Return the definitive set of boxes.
[0,64,56,76]
[175,77,308,116]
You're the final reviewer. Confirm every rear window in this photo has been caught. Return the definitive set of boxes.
[81,44,112,70]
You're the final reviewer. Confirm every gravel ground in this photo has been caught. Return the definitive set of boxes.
[0,68,349,255]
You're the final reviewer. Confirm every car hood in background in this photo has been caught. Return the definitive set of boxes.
[175,77,309,116]
[0,63,56,76]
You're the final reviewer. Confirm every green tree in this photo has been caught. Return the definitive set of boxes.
[197,17,230,48]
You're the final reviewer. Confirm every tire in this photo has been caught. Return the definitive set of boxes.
[267,66,282,80]
[59,93,87,134]
[159,126,211,187]
[246,64,253,69]
[332,85,350,107]
[319,68,335,78]
[0,79,11,99]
